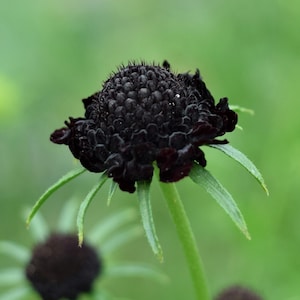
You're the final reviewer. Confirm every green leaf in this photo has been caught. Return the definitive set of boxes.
[24,209,49,242]
[209,144,269,195]
[0,268,24,286]
[229,104,255,115]
[0,241,30,263]
[57,198,79,232]
[106,262,168,283]
[1,286,31,300]
[26,167,86,227]
[137,181,163,262]
[107,180,117,206]
[101,226,142,255]
[89,208,137,244]
[77,173,108,246]
[189,164,251,239]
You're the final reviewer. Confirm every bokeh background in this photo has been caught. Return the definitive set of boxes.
[1,0,299,299]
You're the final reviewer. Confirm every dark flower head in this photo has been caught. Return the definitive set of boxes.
[215,285,263,300]
[51,61,237,193]
[25,233,101,300]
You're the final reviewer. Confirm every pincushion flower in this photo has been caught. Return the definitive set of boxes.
[26,233,100,300]
[28,60,268,300]
[50,61,237,193]
[215,285,263,300]
[1,201,166,300]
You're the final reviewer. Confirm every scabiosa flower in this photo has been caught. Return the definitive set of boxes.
[1,201,166,300]
[50,61,237,193]
[215,285,263,300]
[26,233,100,300]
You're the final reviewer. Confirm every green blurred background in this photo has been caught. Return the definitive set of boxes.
[1,0,299,299]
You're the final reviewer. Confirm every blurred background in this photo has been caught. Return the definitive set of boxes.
[1,0,299,299]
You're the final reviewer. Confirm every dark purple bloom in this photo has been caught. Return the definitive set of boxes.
[215,285,263,300]
[51,61,237,193]
[26,233,101,300]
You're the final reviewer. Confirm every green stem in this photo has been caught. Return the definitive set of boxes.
[158,179,210,300]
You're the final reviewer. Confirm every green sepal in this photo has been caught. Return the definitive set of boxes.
[26,167,86,227]
[77,173,108,246]
[229,104,255,115]
[209,144,269,195]
[189,164,251,240]
[137,181,163,262]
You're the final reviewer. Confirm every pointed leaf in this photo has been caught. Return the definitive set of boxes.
[25,209,49,242]
[209,144,269,195]
[101,226,142,255]
[189,164,251,239]
[77,173,108,246]
[137,181,163,262]
[1,286,31,300]
[0,241,30,263]
[57,198,79,232]
[26,167,86,226]
[106,262,168,283]
[107,180,117,206]
[0,268,24,286]
[229,104,255,115]
[89,208,137,244]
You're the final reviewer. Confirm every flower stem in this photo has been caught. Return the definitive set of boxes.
[157,179,210,300]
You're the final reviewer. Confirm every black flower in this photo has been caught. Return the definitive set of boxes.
[51,61,237,193]
[26,233,101,300]
[215,285,263,300]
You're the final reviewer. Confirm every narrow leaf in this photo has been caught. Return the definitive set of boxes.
[209,144,269,195]
[0,241,30,263]
[26,167,86,226]
[106,262,168,283]
[190,164,251,239]
[0,268,24,286]
[101,226,142,255]
[25,209,49,242]
[137,181,163,262]
[1,286,31,300]
[89,208,137,244]
[77,173,108,246]
[229,104,255,115]
[57,198,79,232]
[107,180,117,206]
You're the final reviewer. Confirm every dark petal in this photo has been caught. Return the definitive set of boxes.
[113,177,136,193]
[94,144,108,160]
[156,148,178,174]
[216,97,238,132]
[169,132,187,149]
[159,160,192,182]
[191,122,218,145]
[194,147,207,167]
[50,127,71,145]
[105,153,124,178]
[80,153,105,173]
